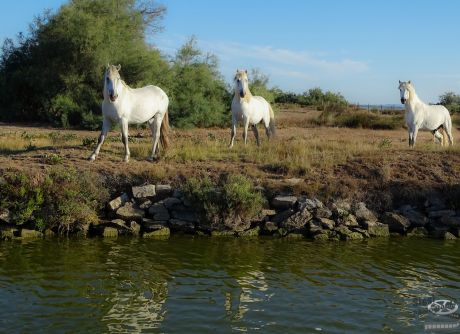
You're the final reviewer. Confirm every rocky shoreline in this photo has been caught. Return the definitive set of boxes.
[1,183,459,241]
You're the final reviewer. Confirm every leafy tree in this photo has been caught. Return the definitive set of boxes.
[248,68,275,103]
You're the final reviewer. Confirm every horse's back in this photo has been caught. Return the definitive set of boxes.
[126,85,169,124]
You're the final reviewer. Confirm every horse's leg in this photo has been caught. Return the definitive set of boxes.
[252,124,260,146]
[412,127,419,147]
[148,114,162,161]
[243,118,250,145]
[121,118,130,162]
[444,120,454,146]
[229,117,237,148]
[89,117,111,161]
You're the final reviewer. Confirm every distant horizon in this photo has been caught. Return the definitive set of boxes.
[1,0,460,105]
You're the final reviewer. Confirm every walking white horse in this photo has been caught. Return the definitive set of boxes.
[89,64,170,162]
[229,69,275,148]
[399,80,453,147]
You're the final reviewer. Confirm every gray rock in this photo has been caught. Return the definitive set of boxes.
[132,184,156,199]
[153,212,170,221]
[353,202,378,223]
[142,218,168,231]
[381,212,411,233]
[0,208,11,223]
[143,227,170,238]
[342,214,359,227]
[367,223,390,237]
[313,233,330,241]
[280,209,313,232]
[102,227,118,238]
[172,189,184,198]
[263,221,278,232]
[148,203,169,215]
[138,200,152,210]
[428,210,456,219]
[444,232,457,240]
[238,226,260,237]
[155,184,173,197]
[429,225,450,239]
[271,209,295,224]
[171,210,198,223]
[261,209,276,216]
[163,197,182,209]
[314,206,333,219]
[407,227,429,238]
[107,193,129,211]
[211,230,235,237]
[331,199,352,218]
[128,221,141,235]
[307,221,324,236]
[335,225,363,240]
[298,197,324,211]
[352,227,370,238]
[424,196,446,211]
[169,219,195,232]
[116,202,145,222]
[20,229,43,239]
[318,218,335,230]
[271,196,298,210]
[0,228,16,240]
[400,209,428,227]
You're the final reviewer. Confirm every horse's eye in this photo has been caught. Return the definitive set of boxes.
[237,79,240,83]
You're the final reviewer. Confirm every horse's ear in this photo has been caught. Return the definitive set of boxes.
[106,63,110,69]
[117,64,121,71]
[408,80,411,84]
[399,80,401,84]
[245,69,248,74]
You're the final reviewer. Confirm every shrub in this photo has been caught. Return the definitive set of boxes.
[182,174,264,231]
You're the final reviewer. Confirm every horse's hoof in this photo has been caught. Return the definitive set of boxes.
[88,155,96,162]
[123,157,129,163]
[147,156,157,162]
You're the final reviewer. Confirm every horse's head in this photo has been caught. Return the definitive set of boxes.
[234,69,249,98]
[398,80,412,104]
[105,64,122,102]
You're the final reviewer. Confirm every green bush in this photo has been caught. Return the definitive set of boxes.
[312,110,403,130]
[182,174,264,231]
[0,168,108,234]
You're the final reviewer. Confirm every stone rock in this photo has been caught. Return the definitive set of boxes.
[353,202,378,224]
[169,219,195,232]
[407,227,428,238]
[171,210,198,223]
[314,206,333,219]
[132,184,156,199]
[163,197,183,209]
[0,209,11,223]
[116,202,145,222]
[280,209,313,232]
[331,199,352,218]
[111,219,129,229]
[307,221,323,236]
[211,230,235,237]
[424,196,446,211]
[444,232,457,240]
[20,229,43,239]
[429,225,450,239]
[44,229,56,238]
[153,212,170,221]
[318,218,335,230]
[367,223,390,237]
[107,193,129,211]
[342,214,359,227]
[0,227,17,240]
[261,209,276,216]
[155,184,173,197]
[428,210,456,219]
[335,226,363,240]
[381,212,411,233]
[399,209,428,227]
[238,226,260,237]
[439,216,460,228]
[313,233,330,241]
[138,200,152,210]
[285,178,303,185]
[142,218,168,231]
[143,227,170,238]
[285,233,304,239]
[102,227,118,238]
[271,196,298,210]
[263,221,278,233]
[271,209,295,224]
[298,197,324,211]
[148,202,168,215]
[172,189,184,198]
[128,221,141,235]
[352,227,370,238]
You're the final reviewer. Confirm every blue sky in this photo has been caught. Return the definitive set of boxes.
[1,0,460,104]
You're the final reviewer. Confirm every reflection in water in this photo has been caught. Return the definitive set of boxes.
[0,237,459,333]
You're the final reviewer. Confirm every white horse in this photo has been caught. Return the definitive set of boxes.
[89,64,170,162]
[229,69,275,148]
[399,80,453,147]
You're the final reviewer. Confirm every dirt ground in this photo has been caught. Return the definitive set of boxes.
[1,108,459,211]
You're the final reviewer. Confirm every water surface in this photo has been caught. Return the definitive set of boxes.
[0,237,459,333]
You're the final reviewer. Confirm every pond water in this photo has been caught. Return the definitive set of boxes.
[0,237,459,333]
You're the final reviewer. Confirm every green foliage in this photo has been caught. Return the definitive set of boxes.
[313,110,402,130]
[182,174,264,231]
[274,87,349,111]
[439,92,460,113]
[248,68,276,104]
[168,37,231,128]
[0,168,108,233]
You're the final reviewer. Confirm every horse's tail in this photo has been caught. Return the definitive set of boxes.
[160,110,170,150]
[269,104,276,138]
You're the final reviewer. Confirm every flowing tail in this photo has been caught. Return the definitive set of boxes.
[269,104,276,138]
[160,111,170,150]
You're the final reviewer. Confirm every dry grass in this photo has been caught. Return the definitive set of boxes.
[1,110,459,210]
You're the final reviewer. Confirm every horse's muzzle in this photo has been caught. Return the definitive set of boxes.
[110,94,118,102]
[400,98,406,104]
[239,91,245,98]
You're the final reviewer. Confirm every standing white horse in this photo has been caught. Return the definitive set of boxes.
[399,80,453,147]
[89,64,170,162]
[229,69,275,148]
